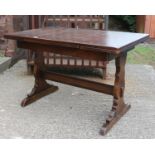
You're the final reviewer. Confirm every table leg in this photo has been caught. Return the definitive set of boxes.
[21,51,58,107]
[100,52,131,135]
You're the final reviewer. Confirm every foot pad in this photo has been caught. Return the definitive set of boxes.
[100,104,131,135]
[21,85,58,107]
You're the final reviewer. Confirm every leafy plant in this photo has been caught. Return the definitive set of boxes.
[110,15,136,32]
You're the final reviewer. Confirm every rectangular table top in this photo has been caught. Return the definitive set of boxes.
[4,27,149,54]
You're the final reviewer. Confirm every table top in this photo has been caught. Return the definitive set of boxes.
[4,27,149,54]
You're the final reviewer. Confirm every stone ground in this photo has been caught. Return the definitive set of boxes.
[0,60,155,139]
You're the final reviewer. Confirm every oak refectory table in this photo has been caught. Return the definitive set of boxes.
[4,27,149,135]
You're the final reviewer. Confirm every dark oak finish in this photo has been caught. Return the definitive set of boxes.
[6,27,148,53]
[100,52,131,135]
[21,51,58,107]
[44,71,114,95]
[28,15,108,79]
[4,28,149,135]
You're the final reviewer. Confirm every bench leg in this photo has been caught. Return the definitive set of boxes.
[27,64,34,75]
[21,52,58,107]
[102,67,107,80]
[27,50,34,74]
[100,52,131,135]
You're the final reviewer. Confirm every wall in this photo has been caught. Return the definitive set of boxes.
[0,15,14,55]
[0,15,28,57]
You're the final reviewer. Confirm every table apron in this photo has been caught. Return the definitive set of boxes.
[17,41,114,61]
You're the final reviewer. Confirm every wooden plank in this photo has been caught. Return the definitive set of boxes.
[144,15,155,38]
[75,15,78,28]
[47,52,49,64]
[17,41,109,61]
[5,28,149,53]
[47,17,104,22]
[67,15,70,28]
[44,71,114,95]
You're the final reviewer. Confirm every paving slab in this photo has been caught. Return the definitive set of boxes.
[0,60,155,139]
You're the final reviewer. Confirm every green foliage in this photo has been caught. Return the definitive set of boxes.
[110,15,136,32]
[127,44,155,64]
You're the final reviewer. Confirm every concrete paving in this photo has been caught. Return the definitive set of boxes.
[0,60,155,139]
